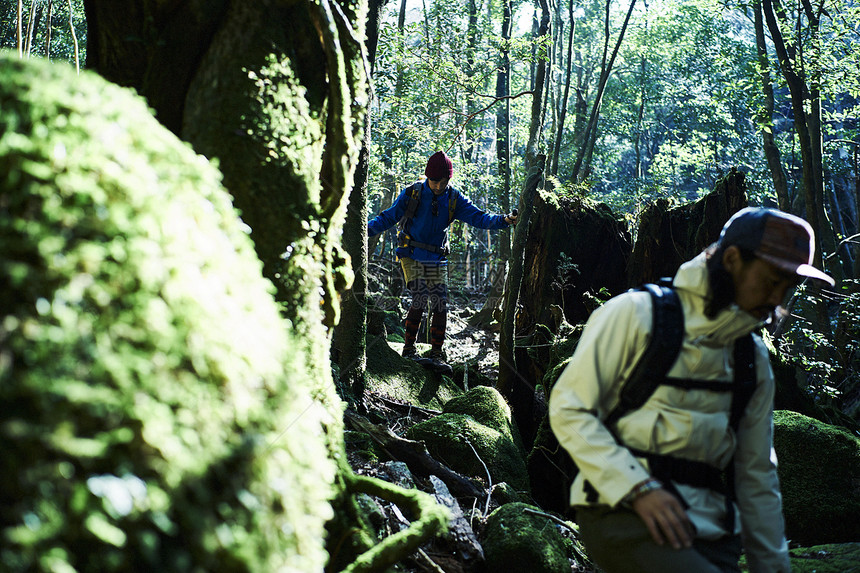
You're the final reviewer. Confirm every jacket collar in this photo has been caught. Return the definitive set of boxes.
[673,252,764,346]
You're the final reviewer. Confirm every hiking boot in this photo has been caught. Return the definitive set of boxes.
[426,348,453,376]
[402,345,420,360]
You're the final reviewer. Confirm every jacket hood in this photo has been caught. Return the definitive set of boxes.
[673,252,764,346]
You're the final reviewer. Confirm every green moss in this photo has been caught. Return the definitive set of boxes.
[0,52,336,572]
[490,482,529,505]
[442,386,525,455]
[342,473,448,573]
[450,362,494,389]
[788,543,860,572]
[344,431,380,464]
[740,543,860,572]
[406,413,529,491]
[773,411,860,545]
[537,188,562,211]
[363,336,461,410]
[481,503,569,573]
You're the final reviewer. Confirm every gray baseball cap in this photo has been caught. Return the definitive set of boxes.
[719,207,834,286]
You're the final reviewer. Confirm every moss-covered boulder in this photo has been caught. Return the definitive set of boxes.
[788,543,860,572]
[0,53,337,572]
[740,543,860,572]
[364,336,461,409]
[480,502,570,573]
[449,359,496,390]
[443,386,525,455]
[773,411,860,545]
[406,411,529,492]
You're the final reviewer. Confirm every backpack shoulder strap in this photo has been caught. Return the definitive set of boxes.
[604,282,684,429]
[398,182,423,229]
[447,188,459,225]
[730,333,757,431]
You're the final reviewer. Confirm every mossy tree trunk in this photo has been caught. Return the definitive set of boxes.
[332,0,389,400]
[84,0,373,564]
[86,0,367,379]
[627,168,747,286]
[498,0,548,445]
[498,157,544,443]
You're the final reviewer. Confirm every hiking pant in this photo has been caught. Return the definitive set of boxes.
[575,506,742,573]
[400,258,448,349]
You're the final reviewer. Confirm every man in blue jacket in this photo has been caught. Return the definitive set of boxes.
[368,151,517,374]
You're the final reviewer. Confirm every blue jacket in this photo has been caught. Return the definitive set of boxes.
[367,181,509,263]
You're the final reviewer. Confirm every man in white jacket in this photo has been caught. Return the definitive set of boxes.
[549,207,834,572]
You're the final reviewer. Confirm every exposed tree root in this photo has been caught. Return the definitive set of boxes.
[343,471,449,573]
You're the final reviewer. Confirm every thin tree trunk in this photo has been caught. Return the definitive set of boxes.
[68,0,80,73]
[524,0,550,167]
[754,0,789,211]
[497,156,544,448]
[17,0,23,57]
[463,0,481,169]
[369,0,407,259]
[540,9,554,144]
[529,7,538,90]
[498,0,549,417]
[471,0,512,327]
[803,0,846,277]
[45,0,53,59]
[852,144,860,278]
[570,0,637,181]
[24,1,37,57]
[551,0,575,177]
[763,0,833,332]
[634,55,646,180]
[855,144,860,278]
[829,181,852,269]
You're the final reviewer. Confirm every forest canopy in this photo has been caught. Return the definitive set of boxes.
[368,0,859,220]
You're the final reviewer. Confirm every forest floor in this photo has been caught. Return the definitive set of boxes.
[346,293,599,573]
[436,306,501,382]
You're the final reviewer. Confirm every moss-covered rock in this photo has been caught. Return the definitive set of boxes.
[450,360,495,389]
[0,53,337,572]
[773,411,860,545]
[788,543,860,572]
[490,482,529,506]
[480,502,570,573]
[443,386,525,455]
[406,413,529,492]
[740,543,860,572]
[364,336,461,409]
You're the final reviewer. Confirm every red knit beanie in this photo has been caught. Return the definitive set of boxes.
[425,151,453,180]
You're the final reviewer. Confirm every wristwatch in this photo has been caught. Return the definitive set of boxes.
[623,477,663,505]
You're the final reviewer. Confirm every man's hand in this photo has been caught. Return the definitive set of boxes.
[505,211,518,226]
[631,488,695,550]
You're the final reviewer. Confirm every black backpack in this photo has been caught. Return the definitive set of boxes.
[605,282,757,434]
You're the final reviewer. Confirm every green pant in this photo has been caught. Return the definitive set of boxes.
[576,506,742,573]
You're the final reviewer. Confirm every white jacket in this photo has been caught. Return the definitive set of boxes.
[549,252,791,572]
